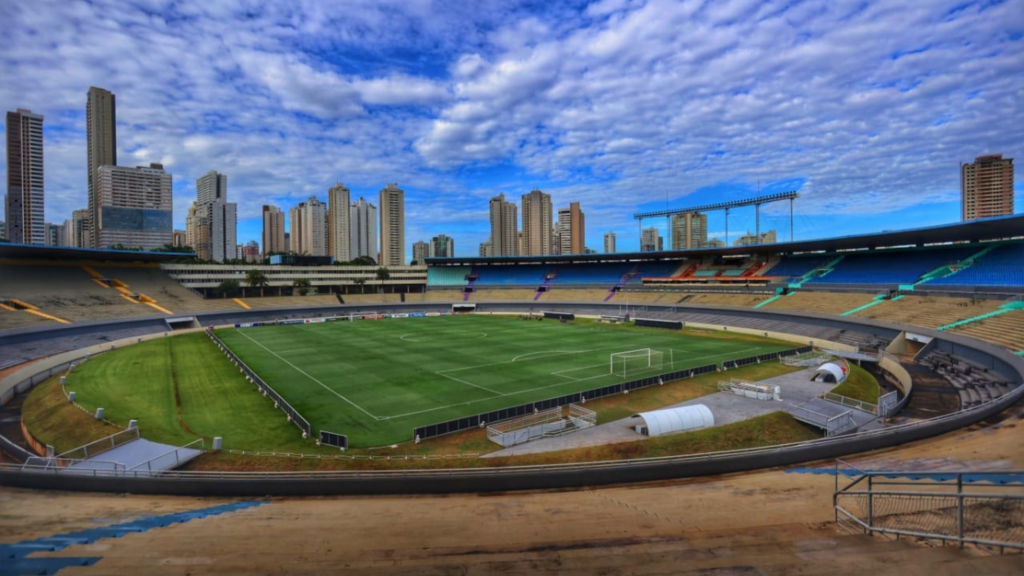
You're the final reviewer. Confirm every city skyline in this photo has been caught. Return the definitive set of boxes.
[1,1,1022,258]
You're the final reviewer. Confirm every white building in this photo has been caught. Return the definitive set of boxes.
[94,163,173,250]
[327,182,351,262]
[290,196,328,256]
[349,197,378,261]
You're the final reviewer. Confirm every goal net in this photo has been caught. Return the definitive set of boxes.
[610,348,664,378]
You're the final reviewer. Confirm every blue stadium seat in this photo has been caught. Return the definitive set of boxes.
[807,247,976,285]
[764,256,833,280]
[926,244,1024,287]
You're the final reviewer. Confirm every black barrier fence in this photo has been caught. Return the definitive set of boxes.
[721,345,813,370]
[543,311,575,321]
[634,318,683,330]
[206,329,312,437]
[414,361,729,441]
[319,430,349,449]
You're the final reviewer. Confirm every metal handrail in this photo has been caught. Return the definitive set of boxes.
[126,438,206,472]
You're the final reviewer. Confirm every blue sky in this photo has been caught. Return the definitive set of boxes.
[1,0,1021,257]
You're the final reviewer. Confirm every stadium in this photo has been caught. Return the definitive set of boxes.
[2,213,1023,573]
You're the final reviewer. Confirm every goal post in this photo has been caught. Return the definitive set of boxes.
[609,348,664,378]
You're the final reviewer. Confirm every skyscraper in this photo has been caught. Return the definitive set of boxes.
[671,212,707,250]
[5,108,45,244]
[962,154,1014,221]
[64,208,88,248]
[429,234,455,258]
[94,163,173,250]
[604,231,616,253]
[489,193,518,256]
[521,189,552,255]
[262,205,286,257]
[195,171,236,262]
[86,87,117,248]
[349,197,377,261]
[734,230,777,246]
[557,202,585,255]
[289,196,328,256]
[641,227,663,252]
[327,183,351,262]
[379,183,405,266]
[412,240,429,264]
[45,222,65,246]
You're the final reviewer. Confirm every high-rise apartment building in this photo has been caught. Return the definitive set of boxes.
[327,183,351,262]
[379,183,405,266]
[5,108,45,244]
[194,171,236,262]
[557,202,585,255]
[349,197,378,261]
[962,154,1014,221]
[171,229,186,247]
[86,87,117,248]
[734,230,776,247]
[489,193,518,256]
[429,234,455,258]
[289,196,328,256]
[520,189,552,255]
[94,163,172,250]
[64,209,88,248]
[45,222,65,246]
[671,212,707,250]
[412,240,429,264]
[479,240,493,257]
[262,205,286,257]
[641,227,663,252]
[243,240,260,262]
[0,221,5,240]
[604,231,616,253]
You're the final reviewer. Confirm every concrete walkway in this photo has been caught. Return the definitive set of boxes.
[484,367,849,458]
[66,438,203,475]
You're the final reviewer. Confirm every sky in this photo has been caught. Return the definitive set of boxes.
[1,0,1022,258]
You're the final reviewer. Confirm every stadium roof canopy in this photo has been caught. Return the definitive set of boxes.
[427,214,1024,266]
[0,242,195,263]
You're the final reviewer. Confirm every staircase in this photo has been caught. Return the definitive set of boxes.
[937,300,1024,331]
[796,254,845,286]
[918,243,1002,286]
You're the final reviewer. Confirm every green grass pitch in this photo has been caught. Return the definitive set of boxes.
[215,315,795,446]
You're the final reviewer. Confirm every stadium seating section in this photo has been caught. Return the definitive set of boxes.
[852,296,1005,328]
[761,291,878,315]
[926,244,1024,287]
[949,310,1024,352]
[426,266,471,286]
[761,255,833,280]
[808,247,977,285]
[438,261,685,287]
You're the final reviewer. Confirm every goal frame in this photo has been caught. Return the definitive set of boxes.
[609,348,663,378]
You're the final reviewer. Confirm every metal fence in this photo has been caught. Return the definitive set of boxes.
[634,318,682,330]
[206,329,312,437]
[834,460,1024,552]
[721,346,813,370]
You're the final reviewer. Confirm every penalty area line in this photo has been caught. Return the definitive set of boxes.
[234,329,381,421]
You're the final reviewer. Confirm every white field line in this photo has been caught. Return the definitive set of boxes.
[234,329,381,421]
[380,346,765,421]
[434,371,504,395]
[400,331,487,342]
[276,348,318,355]
[438,344,626,375]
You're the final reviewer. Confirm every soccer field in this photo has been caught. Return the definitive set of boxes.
[216,315,795,446]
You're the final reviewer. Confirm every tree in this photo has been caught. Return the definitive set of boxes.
[217,279,240,298]
[293,277,312,296]
[153,243,195,254]
[376,267,391,281]
[245,269,269,297]
[353,278,367,294]
[352,255,376,266]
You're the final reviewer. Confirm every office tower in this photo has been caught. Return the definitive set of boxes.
[45,222,65,246]
[65,209,88,248]
[641,227,663,252]
[326,182,351,262]
[379,183,405,266]
[262,205,286,257]
[284,232,291,253]
[349,197,378,260]
[604,231,616,253]
[962,154,1014,221]
[5,108,45,244]
[185,202,203,253]
[671,212,707,250]
[557,202,585,255]
[488,193,518,256]
[289,196,328,256]
[194,171,236,262]
[734,230,776,247]
[171,229,186,247]
[86,87,117,247]
[429,234,455,258]
[520,188,552,255]
[412,240,429,264]
[479,240,493,257]
[94,163,172,250]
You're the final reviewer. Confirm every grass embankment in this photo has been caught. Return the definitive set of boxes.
[829,363,880,404]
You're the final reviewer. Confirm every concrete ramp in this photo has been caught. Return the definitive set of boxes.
[66,438,203,475]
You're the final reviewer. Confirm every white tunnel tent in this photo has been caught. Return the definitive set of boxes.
[814,362,848,384]
[631,404,714,437]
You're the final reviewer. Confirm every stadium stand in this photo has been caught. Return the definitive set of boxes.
[925,243,1024,287]
[542,289,620,302]
[761,291,878,314]
[239,295,342,309]
[472,264,548,285]
[852,295,1005,328]
[0,263,155,322]
[0,308,55,331]
[92,265,236,314]
[426,265,471,286]
[471,289,540,301]
[949,310,1024,352]
[685,292,774,307]
[919,349,1018,408]
[807,246,977,285]
[760,254,834,280]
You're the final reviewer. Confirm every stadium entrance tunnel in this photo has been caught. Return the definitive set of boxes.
[814,363,848,384]
[631,404,714,437]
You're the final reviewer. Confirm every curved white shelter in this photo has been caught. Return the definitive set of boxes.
[815,362,848,383]
[631,404,714,437]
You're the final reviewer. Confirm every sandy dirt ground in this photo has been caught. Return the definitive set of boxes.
[2,406,1022,575]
